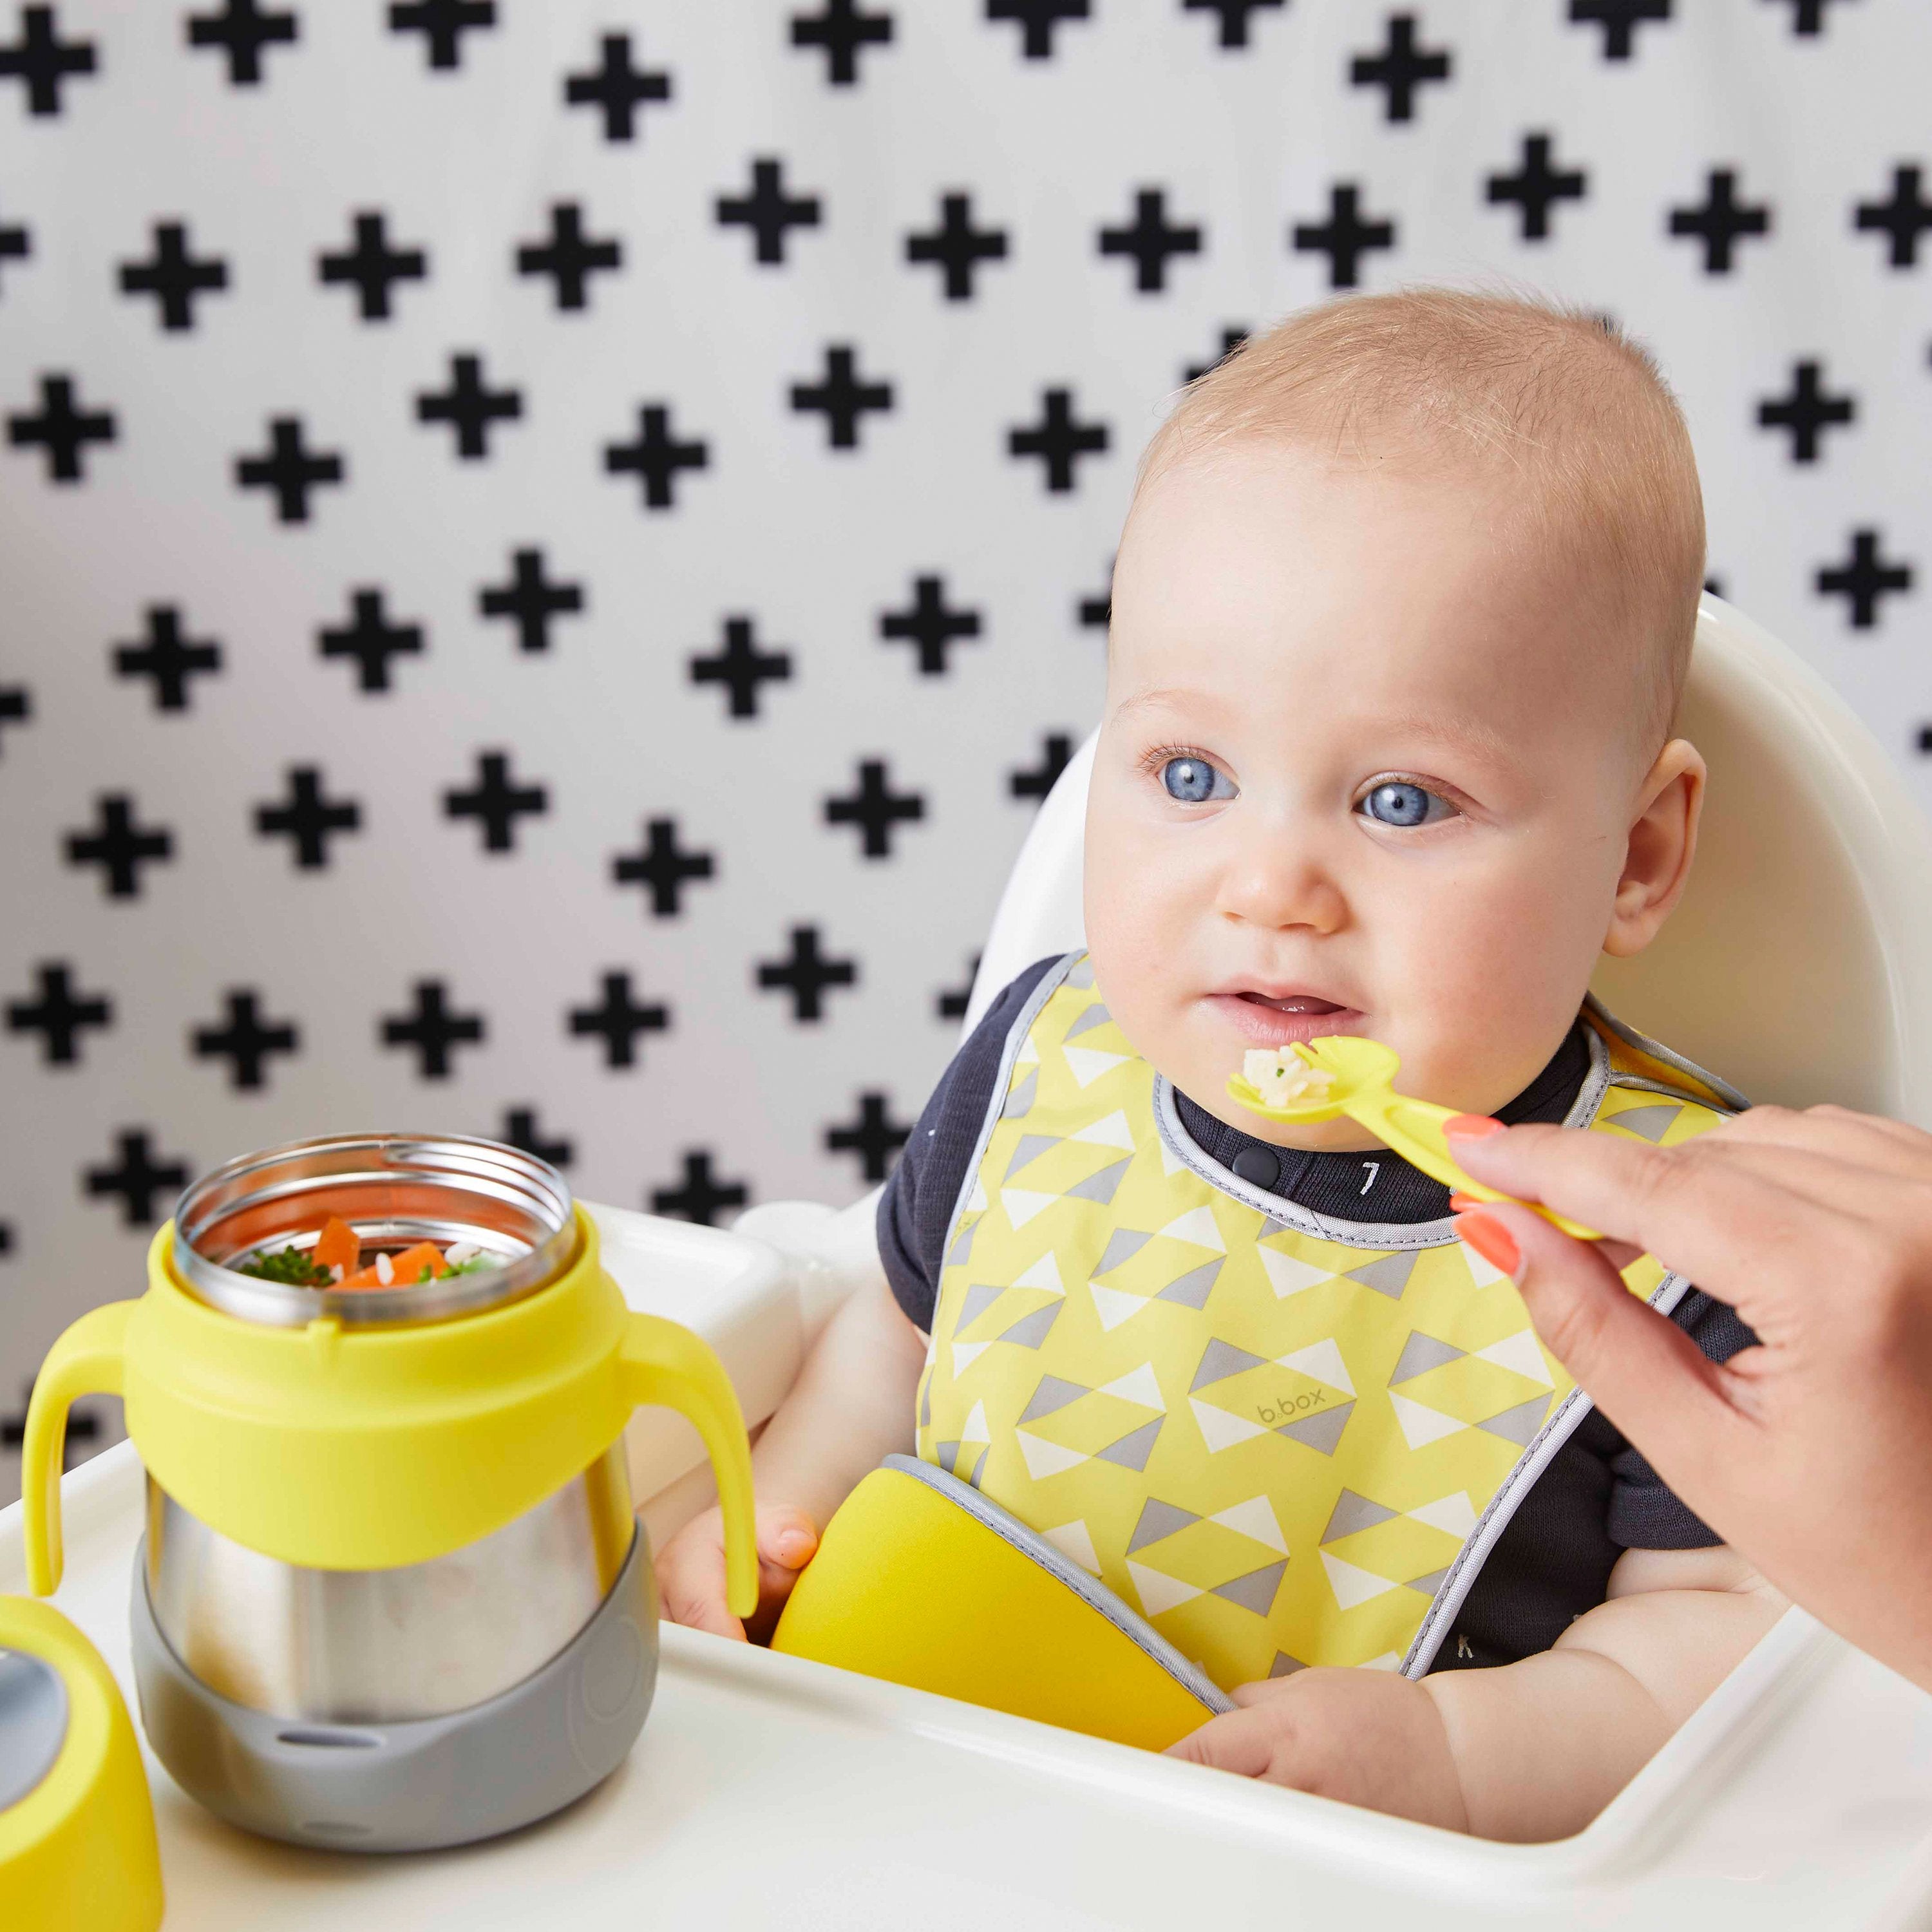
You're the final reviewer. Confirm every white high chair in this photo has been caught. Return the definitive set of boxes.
[8,597,1932,1928]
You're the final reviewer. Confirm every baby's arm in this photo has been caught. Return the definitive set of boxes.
[656,1267,927,1640]
[1171,1545,1785,1841]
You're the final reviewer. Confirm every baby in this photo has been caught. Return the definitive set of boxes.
[659,290,1783,1841]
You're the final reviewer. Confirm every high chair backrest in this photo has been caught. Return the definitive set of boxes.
[967,596,1932,1124]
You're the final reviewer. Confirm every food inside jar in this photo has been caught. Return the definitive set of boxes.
[235,1216,501,1291]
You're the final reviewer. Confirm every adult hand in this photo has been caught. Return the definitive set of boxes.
[1446,1104,1932,1692]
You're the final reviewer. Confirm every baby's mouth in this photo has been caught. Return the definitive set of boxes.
[1206,989,1367,1048]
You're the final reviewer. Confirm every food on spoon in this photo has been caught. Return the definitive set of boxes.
[1242,1048,1337,1110]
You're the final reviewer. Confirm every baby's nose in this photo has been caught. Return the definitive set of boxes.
[1215,849,1348,934]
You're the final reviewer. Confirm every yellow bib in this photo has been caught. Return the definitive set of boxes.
[917,956,1739,1690]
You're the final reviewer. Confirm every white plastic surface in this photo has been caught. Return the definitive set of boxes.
[967,596,1932,1125]
[6,1205,1932,1928]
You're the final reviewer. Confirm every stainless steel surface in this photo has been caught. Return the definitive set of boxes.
[171,1133,575,1327]
[143,1444,637,1722]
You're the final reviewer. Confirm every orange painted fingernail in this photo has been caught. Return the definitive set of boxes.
[1444,1114,1505,1140]
[1448,1190,1481,1211]
[1455,1210,1520,1277]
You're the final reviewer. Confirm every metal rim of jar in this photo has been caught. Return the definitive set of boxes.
[171,1133,576,1329]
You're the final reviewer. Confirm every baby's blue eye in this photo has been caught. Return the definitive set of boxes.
[1359,781,1453,828]
[1160,756,1235,804]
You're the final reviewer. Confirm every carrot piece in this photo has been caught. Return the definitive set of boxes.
[313,1217,359,1274]
[388,1242,448,1284]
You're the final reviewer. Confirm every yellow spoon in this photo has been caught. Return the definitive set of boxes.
[1225,1036,1602,1242]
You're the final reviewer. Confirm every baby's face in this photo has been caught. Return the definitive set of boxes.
[1086,442,1681,1151]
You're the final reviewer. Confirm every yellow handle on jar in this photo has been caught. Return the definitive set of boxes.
[620,1311,759,1621]
[21,1302,132,1597]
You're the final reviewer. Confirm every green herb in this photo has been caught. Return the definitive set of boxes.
[238,1247,334,1287]
[443,1253,497,1276]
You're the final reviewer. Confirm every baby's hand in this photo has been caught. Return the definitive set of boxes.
[655,1502,819,1643]
[1166,1666,1468,1832]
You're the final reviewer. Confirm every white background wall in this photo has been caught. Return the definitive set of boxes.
[3,0,1927,1498]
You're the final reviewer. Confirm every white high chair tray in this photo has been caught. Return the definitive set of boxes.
[8,1204,1932,1931]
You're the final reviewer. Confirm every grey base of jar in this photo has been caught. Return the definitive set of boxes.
[129,1523,659,1853]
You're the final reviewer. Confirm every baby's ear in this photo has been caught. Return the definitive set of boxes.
[1602,739,1705,958]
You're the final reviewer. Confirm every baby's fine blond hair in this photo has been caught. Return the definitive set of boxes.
[1139,289,1707,747]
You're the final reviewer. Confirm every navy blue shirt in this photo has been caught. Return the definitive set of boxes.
[879,957,1758,1672]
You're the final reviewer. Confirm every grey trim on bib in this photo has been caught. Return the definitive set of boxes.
[882,1454,1234,1718]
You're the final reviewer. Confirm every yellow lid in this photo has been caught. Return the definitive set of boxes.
[23,1208,755,1615]
[0,1596,164,1931]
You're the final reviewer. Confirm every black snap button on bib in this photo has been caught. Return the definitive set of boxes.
[1231,1144,1281,1191]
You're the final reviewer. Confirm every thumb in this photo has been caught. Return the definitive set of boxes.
[1455,1204,1735,1461]
[1164,1705,1277,1777]
[755,1505,819,1575]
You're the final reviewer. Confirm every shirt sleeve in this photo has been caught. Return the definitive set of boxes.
[1605,1287,1761,1550]
[877,956,1062,1335]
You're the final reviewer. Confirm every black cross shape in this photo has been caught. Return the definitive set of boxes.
[568,971,668,1070]
[319,588,422,692]
[118,220,230,332]
[388,0,495,71]
[790,344,894,449]
[113,606,222,711]
[1567,0,1672,61]
[516,202,621,312]
[2,1377,101,1466]
[1098,188,1202,293]
[825,1092,911,1181]
[0,206,26,285]
[1668,168,1770,274]
[689,615,792,717]
[1008,388,1108,493]
[85,1129,190,1226]
[501,1107,573,1169]
[651,1150,750,1226]
[1816,529,1913,629]
[880,574,981,675]
[1757,360,1855,464]
[0,6,96,116]
[444,750,547,853]
[1183,0,1284,48]
[936,953,981,1021]
[381,980,485,1079]
[1292,182,1396,289]
[191,988,298,1090]
[65,795,173,898]
[791,0,893,84]
[318,211,427,321]
[564,31,670,142]
[604,403,709,509]
[905,192,1008,301]
[1184,326,1249,385]
[6,961,110,1065]
[986,0,1089,60]
[716,158,821,265]
[1349,14,1450,122]
[0,684,28,753]
[1486,133,1587,242]
[1010,732,1075,801]
[1077,558,1113,629]
[235,416,343,522]
[1854,166,1932,270]
[415,352,522,460]
[479,546,583,652]
[255,767,361,869]
[612,817,715,916]
[186,0,296,86]
[8,373,115,482]
[824,759,925,858]
[1769,0,1850,32]
[757,925,858,1023]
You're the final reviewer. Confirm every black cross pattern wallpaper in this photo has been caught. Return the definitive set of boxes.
[2,1,1927,1496]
